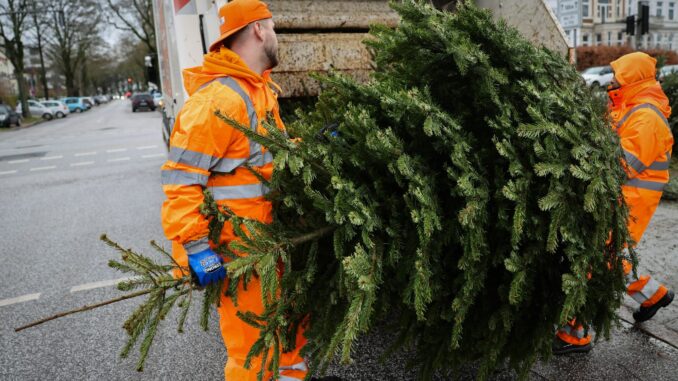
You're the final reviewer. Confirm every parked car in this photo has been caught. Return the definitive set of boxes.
[0,104,21,127]
[131,92,156,112]
[580,65,614,88]
[61,97,89,113]
[94,95,109,104]
[16,100,55,120]
[41,100,70,118]
[152,92,163,108]
[81,97,96,108]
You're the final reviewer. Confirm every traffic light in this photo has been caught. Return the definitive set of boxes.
[640,4,650,35]
[626,15,635,35]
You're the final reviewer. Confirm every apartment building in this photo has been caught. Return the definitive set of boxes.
[553,0,678,50]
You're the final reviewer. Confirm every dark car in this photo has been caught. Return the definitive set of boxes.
[0,104,21,127]
[131,93,155,112]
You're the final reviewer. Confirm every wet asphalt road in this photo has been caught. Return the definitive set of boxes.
[0,100,677,380]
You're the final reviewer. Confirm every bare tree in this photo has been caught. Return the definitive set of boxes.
[104,0,157,87]
[0,0,31,116]
[47,0,100,96]
[28,0,50,98]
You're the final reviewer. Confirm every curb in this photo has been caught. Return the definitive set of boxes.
[0,118,46,132]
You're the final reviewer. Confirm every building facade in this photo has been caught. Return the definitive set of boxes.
[554,0,678,50]
[0,49,18,97]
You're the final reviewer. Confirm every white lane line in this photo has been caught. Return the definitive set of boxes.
[136,145,158,150]
[142,153,165,159]
[75,151,97,157]
[30,166,56,171]
[70,161,94,167]
[41,155,63,161]
[0,170,17,175]
[0,293,41,308]
[106,148,127,153]
[70,277,133,293]
[8,159,29,164]
[108,157,130,162]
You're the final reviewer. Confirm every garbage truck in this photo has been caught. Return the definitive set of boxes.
[152,0,570,147]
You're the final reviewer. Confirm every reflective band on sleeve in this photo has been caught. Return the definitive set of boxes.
[168,147,217,171]
[624,178,667,191]
[210,183,270,200]
[557,325,587,339]
[279,361,308,372]
[161,169,209,186]
[628,277,663,305]
[183,237,210,255]
[211,157,248,173]
[623,149,647,173]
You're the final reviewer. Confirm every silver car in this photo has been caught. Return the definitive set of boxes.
[40,100,70,118]
[16,100,56,120]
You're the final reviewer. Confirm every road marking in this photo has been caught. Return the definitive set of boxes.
[8,159,29,164]
[0,293,40,308]
[41,155,63,161]
[108,157,130,162]
[70,277,133,293]
[142,153,165,159]
[106,148,127,153]
[70,161,94,167]
[0,170,17,175]
[30,166,56,171]
[136,145,158,150]
[75,151,97,157]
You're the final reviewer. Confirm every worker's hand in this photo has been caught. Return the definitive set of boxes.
[187,248,226,287]
[315,122,339,142]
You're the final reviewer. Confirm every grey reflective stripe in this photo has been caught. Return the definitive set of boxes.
[183,237,210,255]
[558,325,586,339]
[168,146,217,171]
[278,361,308,372]
[624,178,667,191]
[161,169,209,186]
[210,183,270,200]
[628,277,663,305]
[213,77,264,166]
[648,152,672,171]
[623,149,647,173]
[615,103,671,133]
[211,157,248,173]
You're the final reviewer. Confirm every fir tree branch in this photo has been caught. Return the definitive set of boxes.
[14,289,152,332]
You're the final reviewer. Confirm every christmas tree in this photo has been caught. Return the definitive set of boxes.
[17,1,635,379]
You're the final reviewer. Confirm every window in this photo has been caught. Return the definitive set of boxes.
[618,32,624,45]
[608,31,612,45]
[596,33,603,44]
[616,0,621,18]
[582,34,590,46]
[658,2,664,17]
[583,0,590,17]
[670,2,675,20]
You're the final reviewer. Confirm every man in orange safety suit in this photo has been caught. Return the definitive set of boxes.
[553,52,675,355]
[160,1,340,380]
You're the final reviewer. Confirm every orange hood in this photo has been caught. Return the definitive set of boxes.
[608,52,670,120]
[182,47,280,96]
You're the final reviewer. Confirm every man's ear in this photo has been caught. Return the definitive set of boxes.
[252,21,265,42]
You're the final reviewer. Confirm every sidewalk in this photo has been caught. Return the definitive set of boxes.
[323,201,678,380]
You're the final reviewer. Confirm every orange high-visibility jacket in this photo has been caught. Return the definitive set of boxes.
[160,47,285,264]
[609,52,674,244]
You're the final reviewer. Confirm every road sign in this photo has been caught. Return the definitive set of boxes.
[558,0,581,29]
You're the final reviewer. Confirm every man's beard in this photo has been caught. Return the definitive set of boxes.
[264,43,279,70]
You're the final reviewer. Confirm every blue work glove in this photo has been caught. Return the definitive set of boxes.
[187,248,226,287]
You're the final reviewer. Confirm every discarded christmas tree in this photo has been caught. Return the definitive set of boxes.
[16,1,635,379]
